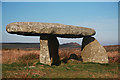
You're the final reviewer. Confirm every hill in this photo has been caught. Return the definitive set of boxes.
[1,42,81,49]
[59,42,81,48]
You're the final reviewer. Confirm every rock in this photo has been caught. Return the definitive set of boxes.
[6,22,96,38]
[6,22,99,66]
[81,36,108,63]
[40,35,60,66]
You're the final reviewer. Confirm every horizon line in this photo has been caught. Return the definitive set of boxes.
[0,42,119,46]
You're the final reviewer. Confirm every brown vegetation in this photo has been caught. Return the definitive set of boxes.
[2,49,40,64]
[104,45,120,63]
[2,44,120,64]
[2,44,119,78]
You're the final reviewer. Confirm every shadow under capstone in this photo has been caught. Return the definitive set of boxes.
[61,54,83,64]
[81,36,95,51]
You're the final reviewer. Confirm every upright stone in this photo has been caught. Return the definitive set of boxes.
[81,36,108,63]
[40,35,60,66]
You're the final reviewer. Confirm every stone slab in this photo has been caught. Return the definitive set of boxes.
[6,22,96,38]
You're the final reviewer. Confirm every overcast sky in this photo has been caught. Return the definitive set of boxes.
[2,2,118,45]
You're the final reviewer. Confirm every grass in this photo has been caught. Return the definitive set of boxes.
[2,58,119,78]
[2,49,119,78]
[2,44,119,78]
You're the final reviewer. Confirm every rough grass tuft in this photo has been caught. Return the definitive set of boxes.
[18,53,39,61]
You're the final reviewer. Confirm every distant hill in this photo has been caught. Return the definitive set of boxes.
[59,42,81,48]
[2,43,119,50]
[1,42,81,49]
[1,43,40,49]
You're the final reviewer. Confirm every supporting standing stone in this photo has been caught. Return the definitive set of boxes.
[81,36,108,63]
[40,35,60,66]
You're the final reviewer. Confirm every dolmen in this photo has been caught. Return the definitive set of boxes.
[6,22,108,66]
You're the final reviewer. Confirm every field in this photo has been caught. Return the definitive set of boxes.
[1,43,120,78]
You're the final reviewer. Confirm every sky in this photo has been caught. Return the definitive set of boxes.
[1,2,118,45]
[1,0,120,2]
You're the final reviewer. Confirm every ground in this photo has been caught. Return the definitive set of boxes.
[1,43,120,78]
[2,59,119,78]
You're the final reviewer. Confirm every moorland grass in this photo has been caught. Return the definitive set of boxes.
[2,58,119,78]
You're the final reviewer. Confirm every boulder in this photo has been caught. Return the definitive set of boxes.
[81,36,108,63]
[6,22,96,38]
